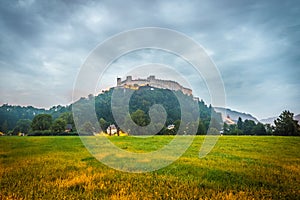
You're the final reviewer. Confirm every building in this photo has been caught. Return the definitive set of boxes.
[65,124,73,132]
[167,124,175,130]
[116,75,192,96]
[107,124,117,135]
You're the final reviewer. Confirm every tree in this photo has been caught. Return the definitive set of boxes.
[59,112,74,124]
[207,127,220,135]
[230,125,243,135]
[80,121,94,134]
[13,119,32,134]
[237,117,243,130]
[99,118,109,132]
[210,118,222,131]
[223,123,230,135]
[31,114,52,131]
[197,119,206,135]
[274,110,300,136]
[131,109,149,127]
[242,120,256,135]
[1,120,8,134]
[51,118,66,133]
[252,122,267,135]
[265,124,274,135]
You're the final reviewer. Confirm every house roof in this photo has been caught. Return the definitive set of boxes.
[108,124,117,129]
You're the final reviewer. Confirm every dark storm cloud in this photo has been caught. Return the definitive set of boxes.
[0,0,299,118]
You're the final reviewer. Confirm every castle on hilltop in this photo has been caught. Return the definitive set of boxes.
[117,75,193,96]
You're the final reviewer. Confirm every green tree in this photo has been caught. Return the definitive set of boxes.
[59,112,73,124]
[58,112,76,132]
[173,119,181,133]
[1,120,8,134]
[207,127,220,135]
[265,124,274,135]
[210,118,222,131]
[51,118,66,133]
[123,114,133,134]
[99,118,109,132]
[225,124,243,135]
[242,120,256,135]
[197,119,206,135]
[31,114,52,131]
[252,122,267,135]
[274,110,300,136]
[13,119,32,134]
[237,117,243,130]
[131,109,149,127]
[223,123,230,135]
[80,121,94,134]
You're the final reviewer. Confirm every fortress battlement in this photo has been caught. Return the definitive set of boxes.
[117,75,192,96]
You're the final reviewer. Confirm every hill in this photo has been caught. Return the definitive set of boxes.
[261,114,300,125]
[295,114,300,124]
[74,86,222,135]
[0,86,222,135]
[260,117,277,125]
[214,107,259,123]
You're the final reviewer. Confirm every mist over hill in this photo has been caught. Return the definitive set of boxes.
[261,114,300,125]
[214,107,259,123]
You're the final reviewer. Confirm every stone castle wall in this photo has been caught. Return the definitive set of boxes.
[117,76,192,96]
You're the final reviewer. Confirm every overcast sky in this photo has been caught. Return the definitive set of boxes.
[0,0,299,119]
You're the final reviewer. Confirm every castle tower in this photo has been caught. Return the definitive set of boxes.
[148,75,155,81]
[126,76,132,81]
[117,77,121,86]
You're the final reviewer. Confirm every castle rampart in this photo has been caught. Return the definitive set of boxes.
[117,75,192,96]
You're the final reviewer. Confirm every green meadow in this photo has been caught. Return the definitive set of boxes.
[0,136,299,199]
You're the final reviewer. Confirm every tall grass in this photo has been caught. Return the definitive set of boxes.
[0,136,299,199]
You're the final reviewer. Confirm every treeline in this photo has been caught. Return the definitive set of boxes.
[223,110,300,136]
[223,118,268,135]
[0,104,70,134]
[0,112,77,136]
[1,86,298,136]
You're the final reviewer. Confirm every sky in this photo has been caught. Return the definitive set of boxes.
[0,0,299,120]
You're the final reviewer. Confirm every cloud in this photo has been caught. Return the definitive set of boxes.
[0,0,299,119]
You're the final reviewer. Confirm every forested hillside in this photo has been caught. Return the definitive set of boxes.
[0,104,70,132]
[0,86,221,135]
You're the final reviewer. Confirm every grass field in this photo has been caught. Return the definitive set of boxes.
[0,136,299,199]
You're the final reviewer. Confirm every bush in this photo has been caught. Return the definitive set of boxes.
[28,130,78,136]
[28,130,52,136]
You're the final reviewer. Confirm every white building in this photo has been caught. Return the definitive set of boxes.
[107,124,117,135]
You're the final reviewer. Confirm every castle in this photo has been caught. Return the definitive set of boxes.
[116,75,193,96]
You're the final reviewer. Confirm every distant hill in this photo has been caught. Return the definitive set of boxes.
[260,117,277,125]
[294,114,300,124]
[214,107,259,123]
[260,114,300,125]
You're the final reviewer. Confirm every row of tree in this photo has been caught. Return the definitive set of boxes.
[0,104,70,132]
[273,110,300,136]
[0,85,299,136]
[222,110,300,136]
[1,112,76,136]
[1,109,299,136]
[223,118,268,135]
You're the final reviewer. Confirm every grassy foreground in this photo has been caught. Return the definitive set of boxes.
[0,136,299,199]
